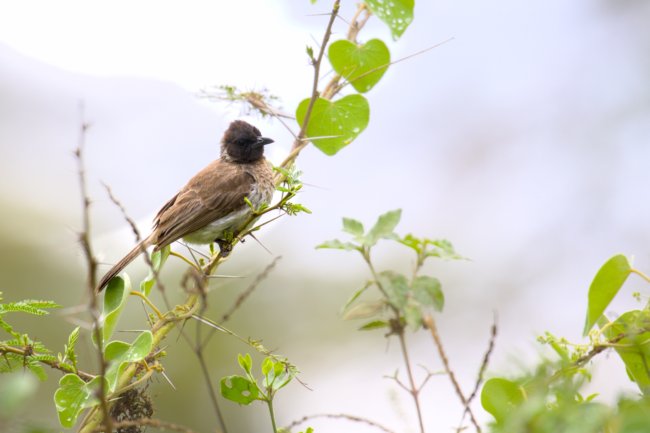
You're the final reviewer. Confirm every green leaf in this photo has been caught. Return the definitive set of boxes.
[365,209,401,246]
[54,374,106,428]
[365,0,414,40]
[602,310,650,394]
[404,303,423,330]
[238,353,253,375]
[481,378,526,424]
[296,94,370,156]
[65,326,80,369]
[316,239,360,251]
[104,331,153,392]
[0,299,60,316]
[378,270,409,309]
[329,39,390,93]
[583,254,631,336]
[262,357,292,391]
[220,375,260,405]
[342,217,365,239]
[358,320,389,331]
[140,245,170,296]
[340,281,372,315]
[412,276,444,312]
[342,300,384,320]
[101,274,131,344]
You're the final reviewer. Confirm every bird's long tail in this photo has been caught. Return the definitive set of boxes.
[96,235,154,292]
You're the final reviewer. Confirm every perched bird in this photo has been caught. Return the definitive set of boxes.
[96,120,275,292]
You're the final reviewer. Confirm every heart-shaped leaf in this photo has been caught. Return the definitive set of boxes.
[296,94,369,156]
[220,375,260,405]
[329,39,390,93]
[365,0,414,40]
[54,374,106,428]
[104,331,153,392]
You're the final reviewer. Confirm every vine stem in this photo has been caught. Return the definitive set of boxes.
[362,249,426,433]
[267,398,279,433]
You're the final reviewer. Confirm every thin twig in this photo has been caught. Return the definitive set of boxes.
[75,103,113,433]
[280,0,341,169]
[458,315,497,431]
[285,413,396,433]
[423,314,481,433]
[218,256,282,325]
[103,182,171,308]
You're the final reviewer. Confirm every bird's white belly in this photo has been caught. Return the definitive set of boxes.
[181,185,271,245]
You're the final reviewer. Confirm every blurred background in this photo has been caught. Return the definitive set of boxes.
[1,0,649,432]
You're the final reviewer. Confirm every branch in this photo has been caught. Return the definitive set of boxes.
[74,103,112,433]
[423,315,481,433]
[285,413,396,433]
[95,417,198,433]
[0,344,95,381]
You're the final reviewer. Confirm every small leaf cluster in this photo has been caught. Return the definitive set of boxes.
[273,165,312,216]
[0,292,62,381]
[220,353,294,406]
[481,254,650,432]
[318,209,461,332]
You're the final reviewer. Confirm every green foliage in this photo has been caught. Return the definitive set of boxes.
[54,374,106,428]
[583,254,631,335]
[220,353,295,406]
[328,38,390,93]
[104,331,153,392]
[364,0,415,40]
[602,310,650,394]
[296,95,370,156]
[100,274,131,344]
[483,255,650,431]
[319,209,459,331]
[140,245,170,296]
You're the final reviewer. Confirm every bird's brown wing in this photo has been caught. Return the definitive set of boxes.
[151,160,255,248]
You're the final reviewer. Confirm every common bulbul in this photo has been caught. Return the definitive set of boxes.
[96,120,274,292]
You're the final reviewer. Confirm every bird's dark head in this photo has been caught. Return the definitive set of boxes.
[221,120,274,163]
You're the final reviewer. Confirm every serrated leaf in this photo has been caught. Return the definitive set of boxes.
[296,95,370,156]
[54,374,106,428]
[359,320,389,331]
[365,0,414,40]
[481,378,526,424]
[412,276,444,312]
[342,217,365,239]
[316,239,360,251]
[100,274,131,345]
[220,375,260,405]
[583,254,631,336]
[140,246,170,296]
[329,38,390,93]
[342,300,384,320]
[365,209,402,246]
[104,331,153,392]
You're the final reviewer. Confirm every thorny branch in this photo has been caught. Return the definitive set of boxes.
[75,104,112,433]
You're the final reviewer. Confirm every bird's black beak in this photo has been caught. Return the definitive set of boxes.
[257,137,274,146]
